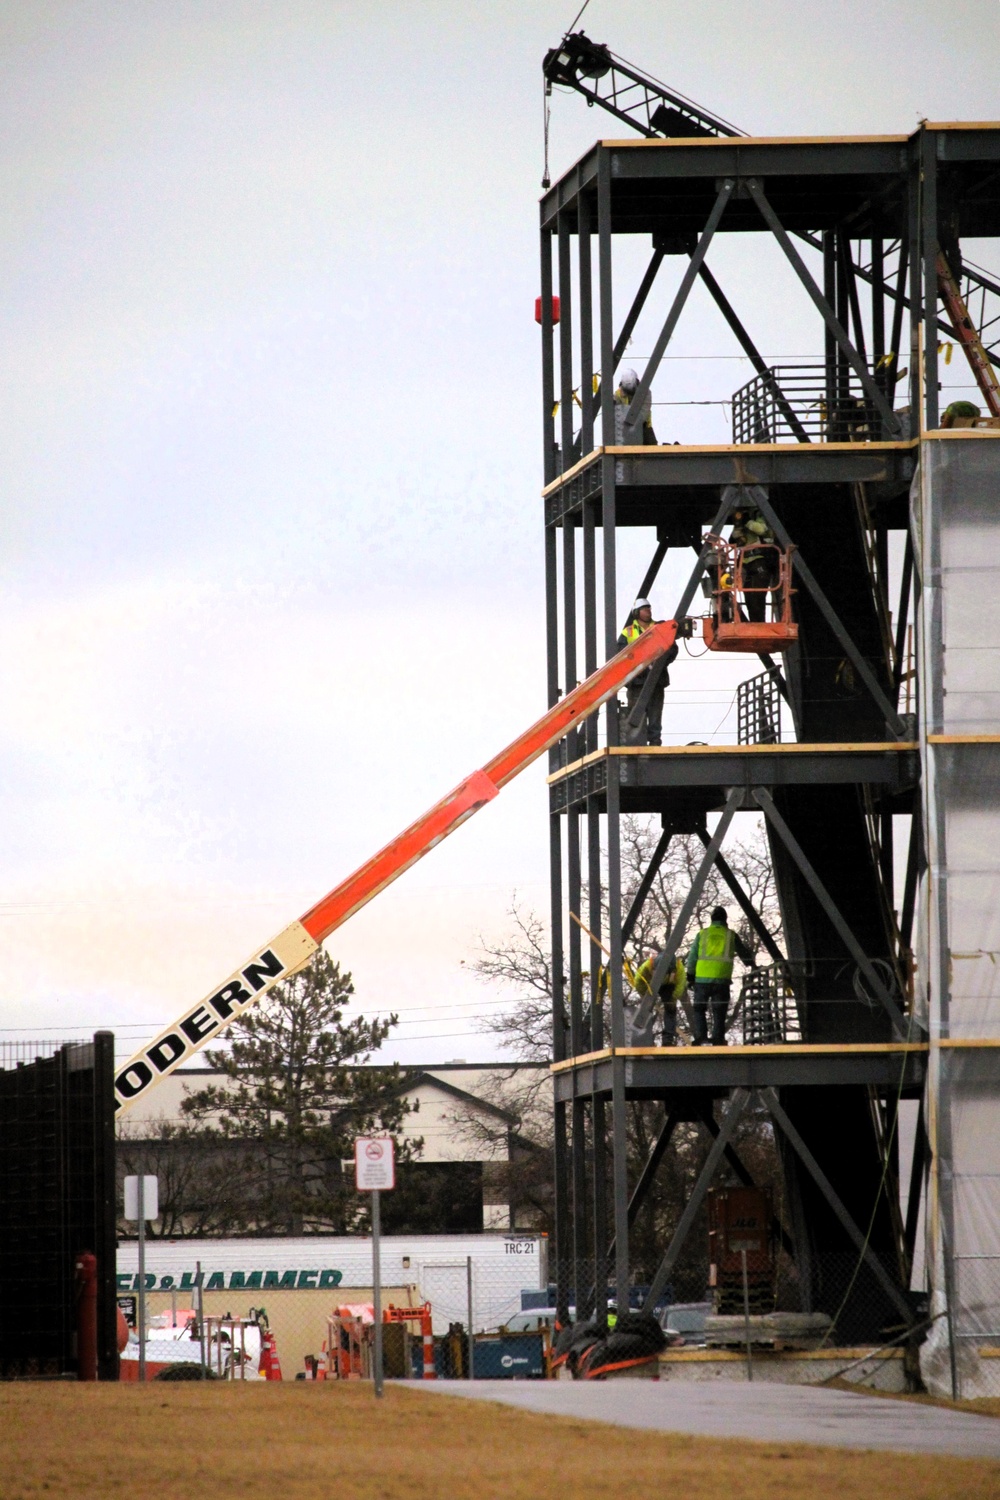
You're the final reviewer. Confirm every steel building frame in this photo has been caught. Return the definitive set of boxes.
[539,124,1000,1338]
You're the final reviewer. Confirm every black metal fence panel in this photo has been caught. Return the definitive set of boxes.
[0,1033,118,1378]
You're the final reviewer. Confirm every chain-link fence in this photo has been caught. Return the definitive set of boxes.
[546,1252,927,1390]
[931,1254,1000,1400]
[115,1242,554,1382]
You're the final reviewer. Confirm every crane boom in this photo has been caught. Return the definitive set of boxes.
[114,619,679,1113]
[542,32,743,141]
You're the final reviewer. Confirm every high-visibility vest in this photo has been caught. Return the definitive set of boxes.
[634,956,687,1000]
[621,617,652,647]
[692,923,736,981]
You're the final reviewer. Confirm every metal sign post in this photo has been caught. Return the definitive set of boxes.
[355,1138,396,1397]
[123,1174,158,1383]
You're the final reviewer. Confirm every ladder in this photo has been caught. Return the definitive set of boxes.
[937,251,1000,418]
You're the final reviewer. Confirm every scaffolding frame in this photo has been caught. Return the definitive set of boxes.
[540,123,1000,1349]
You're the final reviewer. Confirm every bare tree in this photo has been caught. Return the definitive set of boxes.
[469,816,788,1290]
[474,817,782,1059]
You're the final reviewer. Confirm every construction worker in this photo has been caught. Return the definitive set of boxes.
[617,600,678,746]
[685,906,736,1046]
[730,504,778,624]
[614,367,658,445]
[942,399,981,427]
[634,942,688,1046]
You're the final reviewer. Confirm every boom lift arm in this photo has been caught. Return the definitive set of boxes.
[114,620,679,1113]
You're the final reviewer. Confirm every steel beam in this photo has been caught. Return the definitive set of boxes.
[606,1107,682,1269]
[903,1093,927,1282]
[635,537,669,606]
[762,1087,913,1325]
[920,128,940,430]
[893,532,914,706]
[695,829,787,969]
[622,828,672,949]
[632,789,742,1037]
[592,249,665,415]
[623,181,734,441]
[746,179,901,435]
[696,260,811,442]
[753,787,906,1033]
[578,193,595,461]
[642,1089,751,1312]
[750,488,906,737]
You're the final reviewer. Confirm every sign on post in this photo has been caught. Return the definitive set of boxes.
[123,1175,159,1222]
[122,1175,159,1383]
[354,1137,395,1191]
[354,1138,395,1397]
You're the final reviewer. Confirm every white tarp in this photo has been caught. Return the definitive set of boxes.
[915,437,1000,1396]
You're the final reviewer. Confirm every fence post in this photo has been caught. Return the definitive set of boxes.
[467,1256,474,1381]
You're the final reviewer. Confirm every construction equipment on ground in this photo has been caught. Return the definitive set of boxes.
[708,1187,776,1315]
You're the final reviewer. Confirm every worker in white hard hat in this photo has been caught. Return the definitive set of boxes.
[617,599,677,746]
[614,367,658,445]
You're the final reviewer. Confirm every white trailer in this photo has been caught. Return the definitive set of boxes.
[117,1232,547,1336]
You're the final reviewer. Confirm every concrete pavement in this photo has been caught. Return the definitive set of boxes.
[419,1379,1000,1459]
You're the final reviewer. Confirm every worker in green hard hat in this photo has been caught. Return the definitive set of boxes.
[942,400,981,427]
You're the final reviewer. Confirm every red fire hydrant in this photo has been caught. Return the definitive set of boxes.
[75,1252,98,1381]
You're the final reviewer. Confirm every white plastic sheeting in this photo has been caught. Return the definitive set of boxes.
[913,435,1000,1397]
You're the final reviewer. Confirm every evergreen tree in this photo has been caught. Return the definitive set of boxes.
[181,950,418,1234]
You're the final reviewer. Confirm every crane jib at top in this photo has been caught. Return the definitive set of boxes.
[113,618,679,1113]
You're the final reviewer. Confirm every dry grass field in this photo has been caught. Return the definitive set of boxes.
[0,1383,998,1500]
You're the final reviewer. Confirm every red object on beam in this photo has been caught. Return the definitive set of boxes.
[535,295,560,325]
[75,1252,98,1381]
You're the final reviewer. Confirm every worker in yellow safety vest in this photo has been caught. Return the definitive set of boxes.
[634,944,688,1046]
[617,600,678,747]
[729,504,778,624]
[685,907,735,1046]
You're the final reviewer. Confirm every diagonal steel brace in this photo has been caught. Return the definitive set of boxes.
[753,787,906,1034]
[642,1089,751,1312]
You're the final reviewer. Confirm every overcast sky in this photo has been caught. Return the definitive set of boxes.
[0,0,996,1071]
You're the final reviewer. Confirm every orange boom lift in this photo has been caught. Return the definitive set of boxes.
[114,620,679,1113]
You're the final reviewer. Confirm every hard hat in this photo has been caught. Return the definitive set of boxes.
[633,598,651,610]
[619,367,640,393]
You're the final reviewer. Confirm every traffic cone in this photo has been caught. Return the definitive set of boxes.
[263,1331,283,1381]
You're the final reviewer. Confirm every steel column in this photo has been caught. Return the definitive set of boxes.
[920,128,940,430]
[578,193,594,458]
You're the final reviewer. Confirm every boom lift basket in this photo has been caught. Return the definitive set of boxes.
[702,536,798,653]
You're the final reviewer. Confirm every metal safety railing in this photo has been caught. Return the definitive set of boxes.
[739,964,803,1045]
[732,364,890,444]
[737,671,783,745]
